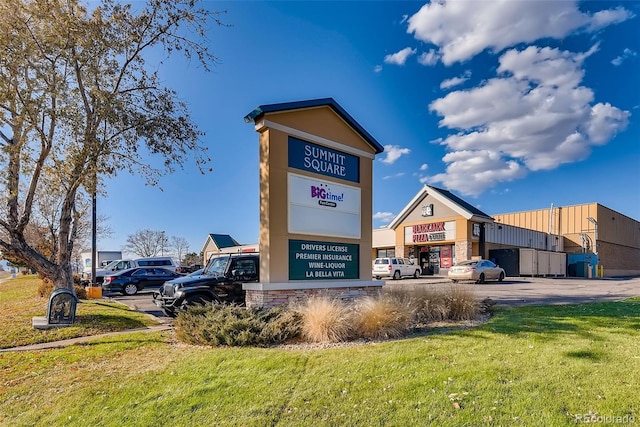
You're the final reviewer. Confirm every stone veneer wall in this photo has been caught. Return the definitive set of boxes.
[455,240,472,262]
[246,286,382,309]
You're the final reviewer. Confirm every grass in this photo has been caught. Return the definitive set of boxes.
[1,292,638,425]
[0,275,159,349]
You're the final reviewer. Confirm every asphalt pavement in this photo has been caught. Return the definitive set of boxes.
[105,276,640,318]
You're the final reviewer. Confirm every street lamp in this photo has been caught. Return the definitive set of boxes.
[587,217,598,256]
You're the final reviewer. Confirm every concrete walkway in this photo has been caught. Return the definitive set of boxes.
[1,324,173,353]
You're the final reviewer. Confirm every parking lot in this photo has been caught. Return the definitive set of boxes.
[105,276,640,319]
[383,275,640,306]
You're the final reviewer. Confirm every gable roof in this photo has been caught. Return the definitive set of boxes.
[201,234,241,254]
[388,185,494,230]
[244,98,384,154]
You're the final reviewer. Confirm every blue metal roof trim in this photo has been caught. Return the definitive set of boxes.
[430,186,493,219]
[244,98,384,154]
[209,233,241,248]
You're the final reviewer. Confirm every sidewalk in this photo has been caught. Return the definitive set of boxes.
[1,324,173,353]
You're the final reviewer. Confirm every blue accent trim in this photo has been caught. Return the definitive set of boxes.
[288,136,360,183]
[244,98,384,154]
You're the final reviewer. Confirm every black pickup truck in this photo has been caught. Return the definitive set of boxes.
[152,253,259,317]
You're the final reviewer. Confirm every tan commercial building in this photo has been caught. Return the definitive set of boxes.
[494,203,640,277]
[374,188,639,278]
[373,185,494,275]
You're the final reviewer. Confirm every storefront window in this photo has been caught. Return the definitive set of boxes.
[377,249,395,258]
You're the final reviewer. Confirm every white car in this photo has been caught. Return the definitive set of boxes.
[372,257,421,280]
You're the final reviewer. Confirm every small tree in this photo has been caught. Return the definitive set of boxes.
[182,252,202,266]
[0,0,222,292]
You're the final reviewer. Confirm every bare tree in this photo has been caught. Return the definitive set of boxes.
[0,0,222,291]
[123,229,173,258]
[171,236,190,264]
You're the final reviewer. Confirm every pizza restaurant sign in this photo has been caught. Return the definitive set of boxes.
[405,221,455,243]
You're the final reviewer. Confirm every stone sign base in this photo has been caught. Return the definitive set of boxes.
[32,316,74,330]
[244,281,383,309]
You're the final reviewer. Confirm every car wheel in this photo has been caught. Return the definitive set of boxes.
[476,273,485,284]
[123,283,138,296]
[414,269,420,279]
[499,272,505,282]
[375,276,381,280]
[451,279,458,284]
[393,270,401,280]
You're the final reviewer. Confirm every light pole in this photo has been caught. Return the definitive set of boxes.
[587,217,598,256]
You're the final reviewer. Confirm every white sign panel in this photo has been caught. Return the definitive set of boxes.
[288,173,361,239]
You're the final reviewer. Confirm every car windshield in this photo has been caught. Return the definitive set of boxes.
[457,260,478,267]
[102,260,120,269]
[203,255,230,276]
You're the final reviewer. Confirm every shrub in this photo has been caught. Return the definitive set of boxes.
[37,278,87,300]
[352,295,412,340]
[37,278,54,298]
[174,304,301,347]
[296,297,353,343]
[74,285,87,300]
[446,285,480,320]
[407,287,450,322]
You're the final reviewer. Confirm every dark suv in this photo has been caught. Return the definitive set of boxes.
[152,253,259,317]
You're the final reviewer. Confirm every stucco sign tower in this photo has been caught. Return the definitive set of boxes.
[244,98,384,308]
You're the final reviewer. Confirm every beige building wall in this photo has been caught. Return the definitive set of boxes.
[495,203,640,276]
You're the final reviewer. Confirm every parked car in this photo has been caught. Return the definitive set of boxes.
[187,268,204,276]
[176,264,203,274]
[102,267,184,296]
[153,253,259,317]
[84,256,180,285]
[448,259,505,284]
[372,257,421,280]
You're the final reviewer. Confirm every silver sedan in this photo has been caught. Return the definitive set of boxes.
[448,259,505,284]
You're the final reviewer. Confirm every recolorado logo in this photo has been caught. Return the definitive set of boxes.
[310,184,344,208]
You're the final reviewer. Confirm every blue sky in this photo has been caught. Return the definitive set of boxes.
[99,0,640,258]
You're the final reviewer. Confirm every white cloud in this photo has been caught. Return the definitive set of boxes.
[611,48,637,66]
[382,172,406,180]
[380,145,411,164]
[373,212,395,223]
[406,0,633,65]
[427,45,630,194]
[374,65,383,73]
[427,151,527,196]
[440,70,471,90]
[418,49,440,66]
[384,47,417,66]
[420,163,428,171]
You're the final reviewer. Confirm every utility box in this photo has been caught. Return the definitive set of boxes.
[549,252,567,276]
[537,251,550,276]
[519,248,538,276]
[489,248,520,277]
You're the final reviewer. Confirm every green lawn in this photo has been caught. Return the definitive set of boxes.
[0,275,638,426]
[0,275,159,349]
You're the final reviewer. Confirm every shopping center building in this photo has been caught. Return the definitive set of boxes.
[373,185,640,277]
